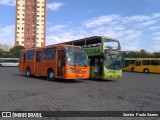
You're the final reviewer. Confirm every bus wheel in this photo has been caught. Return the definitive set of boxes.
[47,69,55,81]
[131,68,135,72]
[143,69,149,73]
[26,68,31,77]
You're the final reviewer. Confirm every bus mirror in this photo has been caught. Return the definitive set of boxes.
[88,60,90,65]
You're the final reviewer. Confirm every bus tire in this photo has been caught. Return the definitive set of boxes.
[143,69,149,73]
[131,68,135,72]
[47,69,55,81]
[26,67,31,77]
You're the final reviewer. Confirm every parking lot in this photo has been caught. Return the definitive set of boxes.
[0,67,160,119]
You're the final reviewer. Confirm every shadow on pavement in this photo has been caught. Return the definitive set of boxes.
[12,73,83,83]
[87,78,117,82]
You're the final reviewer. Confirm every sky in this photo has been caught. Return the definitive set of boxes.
[0,0,160,52]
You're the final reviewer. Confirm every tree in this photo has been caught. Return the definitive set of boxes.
[9,46,25,58]
[153,52,160,58]
[122,51,152,58]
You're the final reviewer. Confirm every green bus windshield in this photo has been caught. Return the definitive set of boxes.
[103,39,121,50]
[105,54,122,70]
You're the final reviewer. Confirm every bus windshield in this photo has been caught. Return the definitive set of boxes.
[104,39,120,50]
[65,47,89,66]
[105,54,122,70]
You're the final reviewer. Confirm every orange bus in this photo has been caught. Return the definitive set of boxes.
[19,44,90,80]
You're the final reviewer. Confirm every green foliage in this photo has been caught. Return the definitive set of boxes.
[122,51,160,58]
[9,46,25,58]
[0,46,25,58]
[153,52,160,58]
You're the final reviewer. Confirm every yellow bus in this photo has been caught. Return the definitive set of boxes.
[122,58,137,72]
[134,58,160,73]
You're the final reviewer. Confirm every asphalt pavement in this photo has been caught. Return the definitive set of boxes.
[0,67,160,120]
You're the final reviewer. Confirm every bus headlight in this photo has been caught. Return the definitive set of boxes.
[104,68,109,73]
[88,69,90,73]
[67,68,73,73]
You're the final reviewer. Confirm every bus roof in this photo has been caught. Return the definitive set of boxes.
[21,44,82,52]
[57,36,119,46]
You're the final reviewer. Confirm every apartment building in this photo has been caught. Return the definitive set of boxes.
[15,0,46,48]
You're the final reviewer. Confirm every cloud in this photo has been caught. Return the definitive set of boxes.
[47,25,67,32]
[123,15,150,23]
[0,25,15,46]
[152,13,160,18]
[148,26,160,30]
[82,15,120,28]
[152,32,160,40]
[46,28,88,45]
[47,2,64,11]
[151,32,160,51]
[0,0,15,6]
[135,20,158,28]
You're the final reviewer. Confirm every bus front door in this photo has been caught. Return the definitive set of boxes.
[94,58,102,78]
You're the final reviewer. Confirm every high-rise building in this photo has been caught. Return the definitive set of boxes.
[15,0,46,49]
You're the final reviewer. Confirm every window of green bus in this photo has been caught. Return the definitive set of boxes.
[103,39,120,50]
[105,55,122,70]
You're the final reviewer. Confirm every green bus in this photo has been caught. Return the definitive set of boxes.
[61,36,122,79]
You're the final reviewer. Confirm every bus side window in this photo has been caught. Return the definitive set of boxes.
[125,60,129,67]
[142,60,150,65]
[42,48,46,61]
[45,48,56,60]
[151,60,159,65]
[130,60,135,65]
